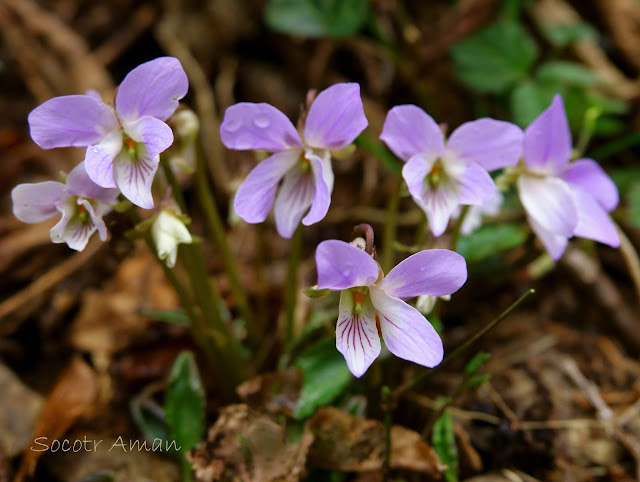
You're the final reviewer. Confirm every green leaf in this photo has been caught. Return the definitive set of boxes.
[457,224,528,263]
[628,182,640,228]
[538,21,598,48]
[265,0,369,38]
[466,373,490,390]
[164,351,206,453]
[509,81,558,127]
[432,410,458,482]
[139,308,190,326]
[464,352,490,377]
[609,167,640,195]
[536,61,600,87]
[293,338,353,420]
[450,19,538,93]
[130,397,173,446]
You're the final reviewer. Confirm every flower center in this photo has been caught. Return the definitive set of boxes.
[352,287,369,314]
[426,159,448,189]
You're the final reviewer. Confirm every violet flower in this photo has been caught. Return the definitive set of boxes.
[380,105,523,236]
[315,240,467,377]
[11,162,119,251]
[28,57,188,209]
[220,83,367,238]
[516,95,619,259]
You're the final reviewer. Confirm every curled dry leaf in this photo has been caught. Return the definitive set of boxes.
[15,357,97,482]
[307,407,443,476]
[189,404,313,482]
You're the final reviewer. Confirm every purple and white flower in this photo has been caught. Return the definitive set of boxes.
[516,95,619,259]
[315,240,467,377]
[220,83,368,238]
[380,105,523,236]
[11,162,119,251]
[28,57,188,209]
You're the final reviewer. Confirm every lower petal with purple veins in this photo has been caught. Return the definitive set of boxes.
[50,199,97,251]
[370,287,443,368]
[336,290,381,378]
[112,149,159,209]
[274,166,315,238]
[420,183,459,237]
[528,216,569,260]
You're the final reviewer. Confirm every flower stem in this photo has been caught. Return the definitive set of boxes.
[391,289,535,401]
[159,157,247,394]
[382,175,403,272]
[381,385,392,481]
[193,139,254,328]
[450,205,470,251]
[283,225,303,349]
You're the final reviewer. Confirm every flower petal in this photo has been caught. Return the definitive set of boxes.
[523,94,572,174]
[571,187,620,248]
[28,95,119,149]
[517,175,577,237]
[220,103,302,151]
[380,249,467,299]
[380,105,445,162]
[273,167,315,238]
[528,216,568,260]
[115,57,188,122]
[234,149,299,224]
[304,83,368,151]
[12,181,66,223]
[66,162,120,204]
[79,198,109,241]
[370,287,443,368]
[316,240,380,291]
[301,153,332,226]
[112,150,159,209]
[456,163,495,205]
[402,153,435,201]
[123,115,174,161]
[335,290,381,378]
[50,199,96,251]
[446,118,523,171]
[561,158,619,212]
[84,130,123,188]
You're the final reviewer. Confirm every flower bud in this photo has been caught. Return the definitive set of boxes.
[151,210,193,268]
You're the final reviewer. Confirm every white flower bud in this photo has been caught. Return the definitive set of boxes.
[151,211,193,268]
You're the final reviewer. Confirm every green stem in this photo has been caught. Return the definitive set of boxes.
[181,455,193,482]
[193,140,254,327]
[381,385,392,481]
[283,225,304,350]
[159,157,247,393]
[392,289,535,401]
[413,210,428,248]
[450,205,470,251]
[382,175,403,272]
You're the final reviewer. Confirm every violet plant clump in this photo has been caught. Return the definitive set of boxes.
[510,95,620,259]
[11,162,119,251]
[220,83,368,238]
[380,104,523,236]
[28,57,188,209]
[315,238,467,377]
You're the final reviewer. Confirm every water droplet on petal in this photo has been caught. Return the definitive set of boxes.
[92,147,99,153]
[225,120,241,132]
[253,115,270,129]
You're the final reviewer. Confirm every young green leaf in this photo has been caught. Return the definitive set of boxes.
[164,351,206,453]
[265,0,369,38]
[450,20,538,94]
[457,224,528,263]
[293,338,353,420]
[432,410,458,482]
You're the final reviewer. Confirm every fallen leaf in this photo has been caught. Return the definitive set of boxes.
[15,357,97,481]
[189,404,313,482]
[307,407,443,476]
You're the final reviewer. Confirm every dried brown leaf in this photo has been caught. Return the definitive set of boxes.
[16,357,97,481]
[307,406,442,476]
[189,404,313,482]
